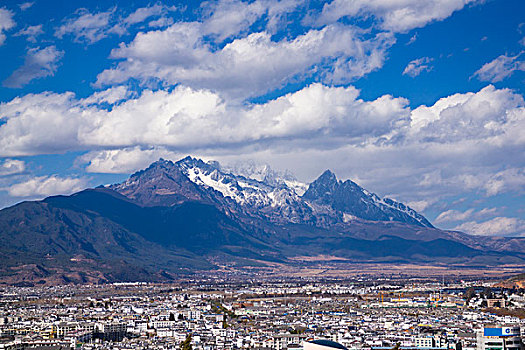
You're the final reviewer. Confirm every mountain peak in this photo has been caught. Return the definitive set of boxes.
[319,169,337,183]
[113,156,433,228]
[146,157,175,170]
[176,156,220,173]
[302,169,433,228]
[110,156,210,207]
[302,169,339,201]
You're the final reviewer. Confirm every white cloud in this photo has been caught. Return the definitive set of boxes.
[3,46,64,88]
[7,175,87,198]
[148,17,174,28]
[84,83,406,147]
[435,208,475,224]
[79,146,181,174]
[0,8,16,46]
[15,24,43,42]
[454,217,525,237]
[316,0,477,33]
[81,86,132,105]
[408,85,524,143]
[1,84,523,234]
[19,2,34,11]
[199,0,300,40]
[55,5,178,44]
[406,199,435,212]
[403,57,433,77]
[200,0,266,41]
[0,159,25,176]
[406,33,417,45]
[474,53,525,83]
[110,4,178,35]
[123,4,169,25]
[434,207,500,225]
[55,8,115,44]
[96,23,394,98]
[0,83,409,156]
[0,91,84,155]
[483,168,525,196]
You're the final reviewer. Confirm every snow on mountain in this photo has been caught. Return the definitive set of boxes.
[174,157,312,223]
[302,170,433,228]
[223,160,306,192]
[113,156,433,228]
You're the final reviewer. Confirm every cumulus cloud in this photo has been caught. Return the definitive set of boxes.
[0,91,84,155]
[3,46,64,88]
[15,24,43,42]
[454,217,525,236]
[7,175,87,198]
[316,0,476,33]
[0,83,410,156]
[80,85,132,105]
[96,23,394,98]
[474,52,525,83]
[0,159,25,176]
[408,85,524,143]
[0,8,16,46]
[403,57,433,77]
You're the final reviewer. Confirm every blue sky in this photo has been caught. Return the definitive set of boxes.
[0,0,524,236]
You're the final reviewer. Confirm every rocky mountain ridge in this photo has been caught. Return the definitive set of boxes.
[111,156,433,228]
[1,156,524,284]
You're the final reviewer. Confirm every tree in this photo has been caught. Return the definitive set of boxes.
[180,334,192,350]
[465,287,476,301]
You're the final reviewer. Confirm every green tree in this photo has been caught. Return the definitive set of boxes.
[180,333,192,350]
[465,287,476,301]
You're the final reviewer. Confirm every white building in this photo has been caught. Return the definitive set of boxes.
[476,326,523,350]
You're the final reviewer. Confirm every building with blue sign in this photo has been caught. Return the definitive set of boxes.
[476,326,523,350]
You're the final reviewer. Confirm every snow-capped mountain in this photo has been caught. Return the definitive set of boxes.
[302,170,433,228]
[176,157,314,224]
[6,155,525,284]
[111,156,433,228]
[223,160,308,195]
